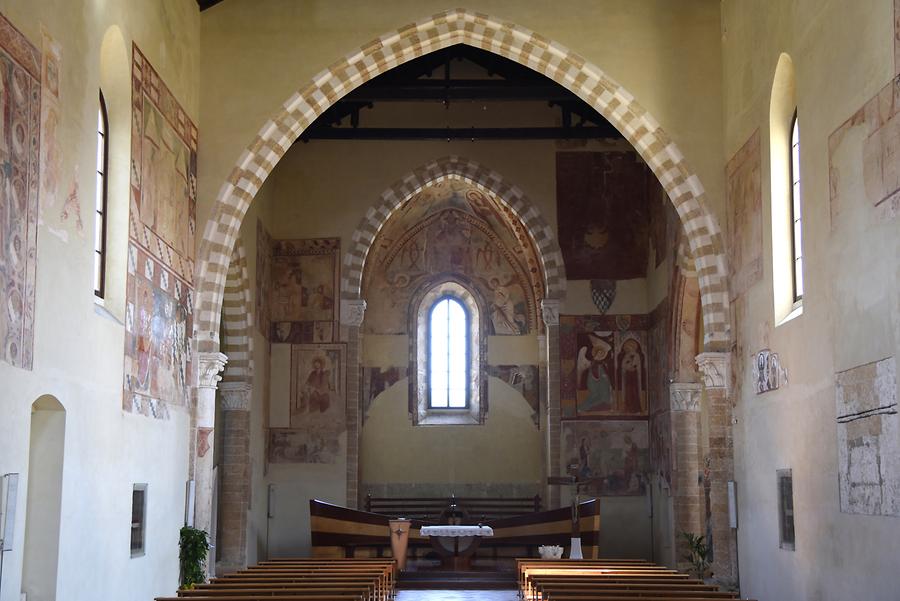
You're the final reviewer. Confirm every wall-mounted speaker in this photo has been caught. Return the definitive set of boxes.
[1,473,19,551]
[727,480,738,529]
[184,480,196,527]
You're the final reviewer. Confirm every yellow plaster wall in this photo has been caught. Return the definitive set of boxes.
[0,1,200,600]
[722,1,900,599]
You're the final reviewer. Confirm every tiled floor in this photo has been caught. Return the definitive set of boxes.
[397,591,518,600]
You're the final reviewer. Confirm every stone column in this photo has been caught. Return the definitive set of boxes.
[541,299,561,509]
[341,299,366,509]
[196,352,227,575]
[669,382,703,573]
[216,381,252,573]
[695,352,735,585]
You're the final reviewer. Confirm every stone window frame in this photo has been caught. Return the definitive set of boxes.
[776,469,795,551]
[130,483,148,558]
[410,278,487,426]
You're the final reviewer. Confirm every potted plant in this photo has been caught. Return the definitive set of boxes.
[179,526,210,589]
[681,531,712,581]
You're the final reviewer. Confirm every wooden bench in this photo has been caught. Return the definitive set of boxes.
[154,558,395,601]
[515,559,754,601]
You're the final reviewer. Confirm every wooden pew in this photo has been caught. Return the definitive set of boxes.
[155,558,395,601]
[515,559,754,601]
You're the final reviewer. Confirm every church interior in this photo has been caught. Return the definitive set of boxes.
[0,1,898,600]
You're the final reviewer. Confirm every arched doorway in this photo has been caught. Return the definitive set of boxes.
[21,395,66,601]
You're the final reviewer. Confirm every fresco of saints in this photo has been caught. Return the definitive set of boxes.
[302,355,333,413]
[618,338,646,414]
[576,330,614,413]
[490,285,524,335]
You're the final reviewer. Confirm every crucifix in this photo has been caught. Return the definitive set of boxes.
[548,469,604,559]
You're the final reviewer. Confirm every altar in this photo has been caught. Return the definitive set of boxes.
[420,525,494,570]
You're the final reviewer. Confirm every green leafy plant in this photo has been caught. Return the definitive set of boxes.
[681,531,712,580]
[179,526,210,589]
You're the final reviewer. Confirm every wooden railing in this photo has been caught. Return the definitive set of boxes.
[364,493,542,522]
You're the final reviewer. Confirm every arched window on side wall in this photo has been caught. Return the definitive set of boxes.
[94,91,109,298]
[789,112,803,302]
[428,295,470,409]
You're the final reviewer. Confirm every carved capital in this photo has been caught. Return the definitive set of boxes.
[219,381,252,411]
[198,352,228,390]
[340,299,367,327]
[541,299,561,327]
[696,352,730,391]
[670,382,702,412]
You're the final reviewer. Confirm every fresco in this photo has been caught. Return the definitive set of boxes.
[276,343,347,464]
[123,245,192,418]
[268,427,341,464]
[561,420,649,496]
[489,364,540,426]
[362,180,544,336]
[556,151,657,280]
[269,237,338,343]
[0,13,40,370]
[255,219,272,337]
[835,357,899,517]
[559,315,650,418]
[361,366,406,421]
[829,74,900,224]
[649,410,673,488]
[123,46,196,416]
[726,130,763,300]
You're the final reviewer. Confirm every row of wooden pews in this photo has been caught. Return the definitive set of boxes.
[154,558,396,601]
[517,559,755,601]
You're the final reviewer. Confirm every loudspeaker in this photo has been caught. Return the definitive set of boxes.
[1,473,19,551]
[184,480,196,527]
[727,480,738,529]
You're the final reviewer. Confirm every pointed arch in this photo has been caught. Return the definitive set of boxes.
[220,234,254,384]
[194,8,731,354]
[341,155,565,303]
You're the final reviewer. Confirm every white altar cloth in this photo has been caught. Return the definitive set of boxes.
[420,525,494,537]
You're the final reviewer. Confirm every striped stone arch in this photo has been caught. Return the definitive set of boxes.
[220,235,254,384]
[341,155,565,303]
[195,8,731,354]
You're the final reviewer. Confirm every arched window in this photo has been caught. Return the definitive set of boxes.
[413,281,484,425]
[94,91,109,298]
[428,296,469,408]
[789,112,803,302]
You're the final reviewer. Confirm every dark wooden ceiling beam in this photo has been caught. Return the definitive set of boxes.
[197,0,226,12]
[299,125,622,142]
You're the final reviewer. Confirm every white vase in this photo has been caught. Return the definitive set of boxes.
[569,537,583,559]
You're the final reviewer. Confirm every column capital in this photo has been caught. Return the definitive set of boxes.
[670,382,703,412]
[695,352,731,391]
[198,352,228,390]
[219,381,252,411]
[340,299,367,327]
[541,299,561,327]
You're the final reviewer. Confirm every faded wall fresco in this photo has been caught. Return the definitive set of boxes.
[726,130,763,299]
[829,74,900,224]
[361,366,406,422]
[362,180,544,336]
[123,46,196,417]
[561,420,649,496]
[0,13,40,370]
[835,357,899,517]
[559,314,650,418]
[270,237,338,343]
[489,364,540,426]
[256,218,272,338]
[556,151,659,280]
[268,343,346,464]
